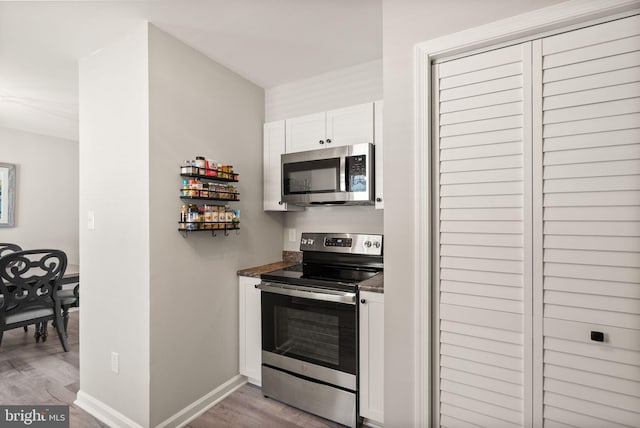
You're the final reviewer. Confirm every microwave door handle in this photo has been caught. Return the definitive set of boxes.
[340,156,347,192]
[257,282,356,305]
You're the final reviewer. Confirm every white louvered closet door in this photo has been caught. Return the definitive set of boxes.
[537,15,640,428]
[433,43,533,428]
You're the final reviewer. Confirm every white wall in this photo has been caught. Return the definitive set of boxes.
[265,59,383,122]
[381,1,567,426]
[281,207,383,251]
[266,59,384,247]
[78,23,150,427]
[147,25,282,426]
[0,126,79,264]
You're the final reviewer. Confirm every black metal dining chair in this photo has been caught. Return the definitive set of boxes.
[0,249,69,352]
[0,243,22,259]
[0,243,29,334]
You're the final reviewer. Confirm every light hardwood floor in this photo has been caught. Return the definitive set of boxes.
[0,311,107,428]
[0,312,343,427]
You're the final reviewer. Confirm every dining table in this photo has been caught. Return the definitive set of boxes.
[61,264,80,286]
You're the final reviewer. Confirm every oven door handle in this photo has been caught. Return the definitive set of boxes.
[256,282,356,305]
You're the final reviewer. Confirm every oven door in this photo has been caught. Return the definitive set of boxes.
[258,282,357,382]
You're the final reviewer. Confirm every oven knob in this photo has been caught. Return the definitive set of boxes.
[364,241,372,248]
[374,241,381,249]
[301,238,307,245]
[308,239,314,245]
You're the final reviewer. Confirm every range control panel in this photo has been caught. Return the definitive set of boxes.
[300,233,383,256]
[325,237,353,247]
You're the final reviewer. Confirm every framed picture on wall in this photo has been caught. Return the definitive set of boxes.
[0,162,16,227]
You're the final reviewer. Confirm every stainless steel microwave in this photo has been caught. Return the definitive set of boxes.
[281,143,375,206]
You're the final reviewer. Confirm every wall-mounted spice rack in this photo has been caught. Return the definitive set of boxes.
[178,222,240,237]
[178,157,240,237]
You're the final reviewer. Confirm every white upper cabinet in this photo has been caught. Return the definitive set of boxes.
[263,120,303,211]
[374,100,383,209]
[284,112,326,153]
[326,102,374,148]
[285,102,374,153]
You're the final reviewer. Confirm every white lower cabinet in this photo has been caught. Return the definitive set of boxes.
[238,275,261,386]
[359,291,384,425]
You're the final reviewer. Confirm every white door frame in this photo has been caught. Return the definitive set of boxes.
[413,0,640,426]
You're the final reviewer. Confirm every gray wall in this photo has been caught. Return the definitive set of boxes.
[78,23,282,426]
[147,25,283,426]
[381,0,567,426]
[0,126,79,264]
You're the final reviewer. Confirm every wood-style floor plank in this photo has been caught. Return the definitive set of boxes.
[1,312,345,427]
[0,312,107,428]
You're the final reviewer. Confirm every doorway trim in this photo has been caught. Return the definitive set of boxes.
[413,0,640,425]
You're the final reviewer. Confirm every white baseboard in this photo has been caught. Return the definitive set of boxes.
[362,418,383,428]
[75,375,246,428]
[246,376,261,387]
[75,390,145,428]
[155,374,246,428]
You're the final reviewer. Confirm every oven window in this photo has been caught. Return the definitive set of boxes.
[275,306,340,366]
[262,293,356,374]
[283,158,340,194]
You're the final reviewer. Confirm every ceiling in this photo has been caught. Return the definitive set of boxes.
[0,0,382,141]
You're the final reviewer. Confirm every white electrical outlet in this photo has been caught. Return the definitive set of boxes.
[288,228,296,242]
[111,352,119,374]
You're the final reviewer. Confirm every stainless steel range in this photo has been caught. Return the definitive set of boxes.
[258,233,383,427]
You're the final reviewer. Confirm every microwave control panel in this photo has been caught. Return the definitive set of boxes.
[347,155,367,192]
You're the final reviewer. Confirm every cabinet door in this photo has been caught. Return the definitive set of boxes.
[359,291,384,424]
[326,102,374,148]
[263,121,302,211]
[374,100,383,209]
[285,111,326,153]
[433,42,532,428]
[538,15,640,428]
[239,275,262,386]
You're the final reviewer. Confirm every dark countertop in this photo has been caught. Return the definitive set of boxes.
[237,251,302,278]
[237,260,298,278]
[358,272,384,293]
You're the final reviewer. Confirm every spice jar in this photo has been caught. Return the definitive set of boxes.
[203,205,213,224]
[187,204,200,229]
[179,205,188,229]
[211,206,219,227]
